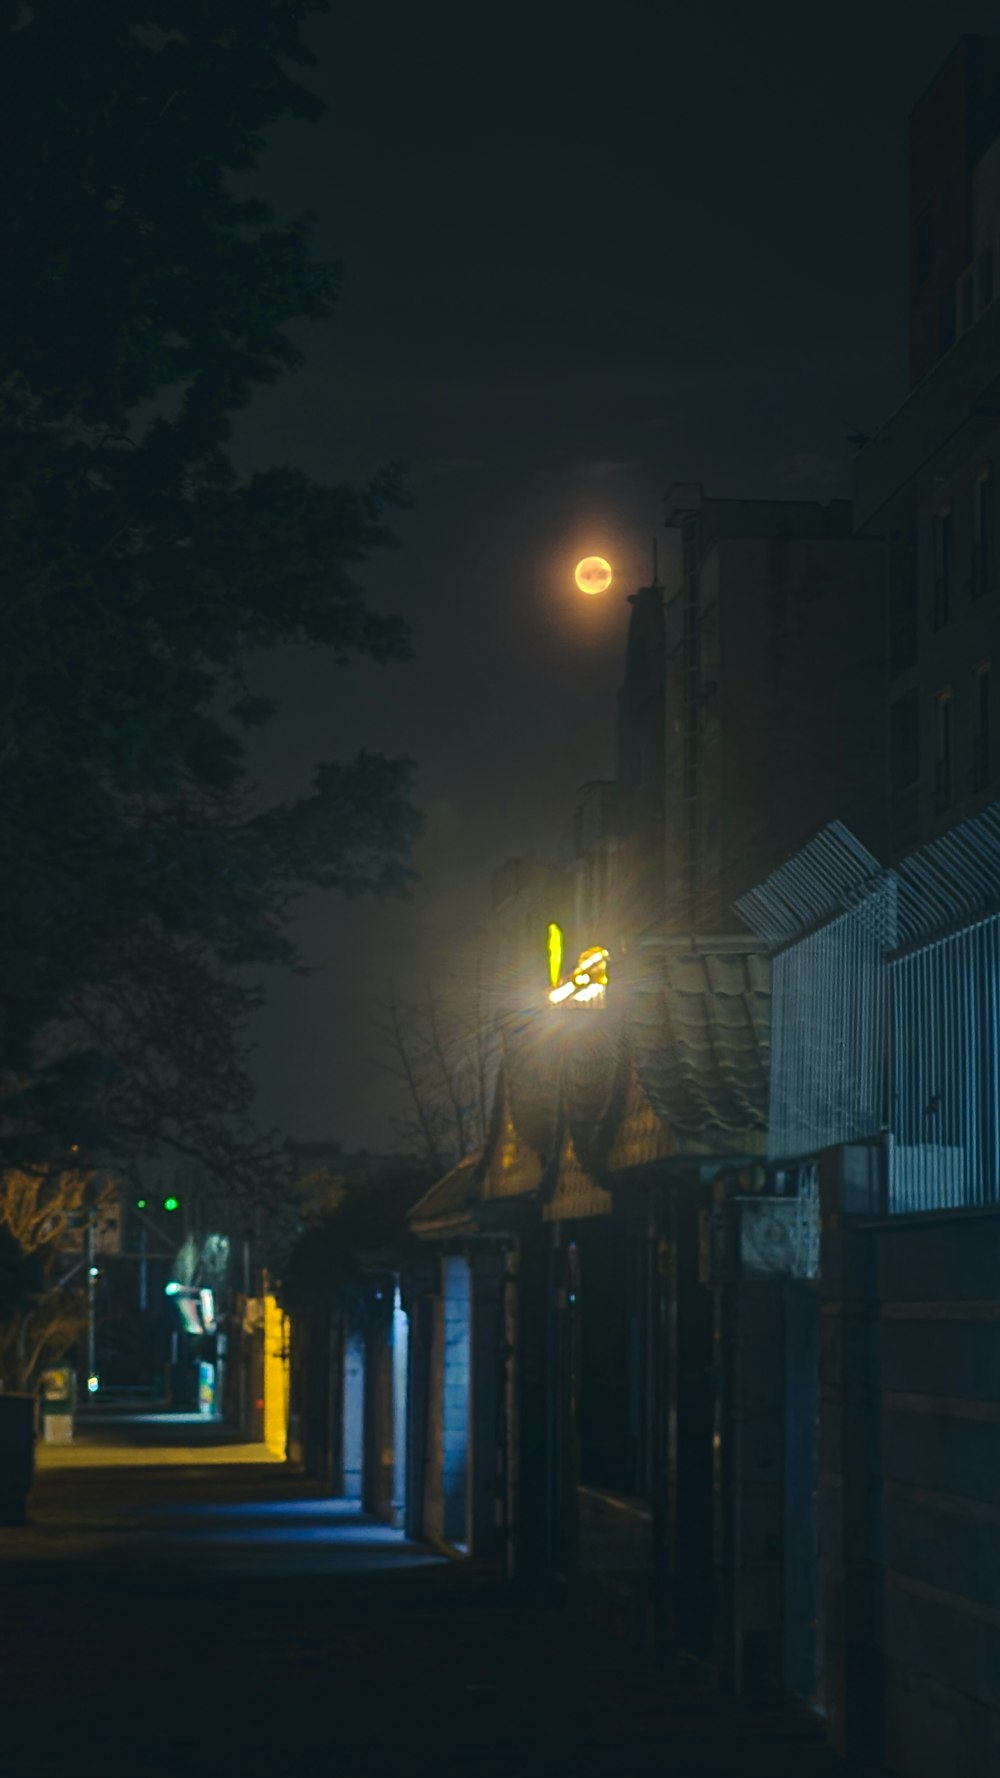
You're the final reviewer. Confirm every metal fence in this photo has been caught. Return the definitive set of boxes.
[768,904,886,1160]
[888,913,1000,1211]
[737,802,1000,1215]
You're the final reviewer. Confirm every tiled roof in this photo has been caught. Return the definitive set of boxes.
[626,941,770,1152]
[408,1153,482,1233]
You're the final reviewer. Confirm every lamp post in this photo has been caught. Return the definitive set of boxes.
[85,1208,97,1391]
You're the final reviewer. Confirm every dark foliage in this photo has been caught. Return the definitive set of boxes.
[0,3,421,1185]
[281,1161,433,1323]
[0,1225,44,1325]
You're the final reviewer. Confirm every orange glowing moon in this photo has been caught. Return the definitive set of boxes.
[574,555,613,596]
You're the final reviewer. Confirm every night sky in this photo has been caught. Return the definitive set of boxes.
[231,2,994,1152]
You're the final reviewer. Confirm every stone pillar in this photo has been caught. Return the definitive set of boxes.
[442,1255,471,1548]
[469,1251,504,1557]
[514,1224,549,1584]
[819,1150,883,1762]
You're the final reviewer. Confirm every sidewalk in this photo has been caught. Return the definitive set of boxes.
[1,1422,858,1778]
[36,1407,288,1469]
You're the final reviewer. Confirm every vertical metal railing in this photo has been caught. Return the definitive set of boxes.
[742,806,1000,1212]
[768,900,886,1160]
[888,912,1000,1211]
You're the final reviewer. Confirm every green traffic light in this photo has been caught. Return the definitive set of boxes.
[163,1196,180,1213]
[136,1198,147,1209]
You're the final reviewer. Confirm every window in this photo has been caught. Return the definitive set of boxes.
[890,690,920,851]
[891,691,920,793]
[915,212,931,286]
[980,247,996,312]
[938,287,956,356]
[973,662,992,792]
[888,527,918,675]
[933,688,952,813]
[932,509,952,627]
[959,270,974,333]
[972,470,994,600]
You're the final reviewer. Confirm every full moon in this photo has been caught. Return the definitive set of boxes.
[574,555,613,596]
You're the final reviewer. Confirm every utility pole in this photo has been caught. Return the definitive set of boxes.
[138,1220,148,1312]
[85,1206,97,1388]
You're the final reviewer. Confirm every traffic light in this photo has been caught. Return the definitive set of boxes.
[135,1198,147,1209]
[163,1196,180,1213]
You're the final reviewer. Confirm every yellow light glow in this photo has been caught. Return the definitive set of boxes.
[574,555,613,596]
[547,921,564,989]
[577,947,608,974]
[574,982,605,1003]
[548,944,610,1006]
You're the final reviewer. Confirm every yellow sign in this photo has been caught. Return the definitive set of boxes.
[549,945,609,1006]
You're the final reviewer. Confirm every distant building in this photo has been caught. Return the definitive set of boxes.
[616,567,667,939]
[856,37,1000,854]
[907,35,1000,387]
[660,484,887,933]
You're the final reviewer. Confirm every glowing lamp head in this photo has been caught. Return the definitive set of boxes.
[574,555,612,596]
[87,1374,99,1394]
[546,922,564,989]
[548,943,610,1007]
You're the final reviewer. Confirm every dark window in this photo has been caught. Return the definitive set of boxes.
[890,690,920,793]
[980,248,996,311]
[972,471,994,600]
[973,663,991,792]
[888,527,918,675]
[915,212,931,285]
[938,287,956,356]
[932,510,952,628]
[934,689,952,813]
[577,1230,649,1497]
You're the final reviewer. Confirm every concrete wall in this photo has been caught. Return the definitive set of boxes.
[821,1155,1000,1774]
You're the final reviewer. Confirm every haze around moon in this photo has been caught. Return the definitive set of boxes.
[574,555,613,595]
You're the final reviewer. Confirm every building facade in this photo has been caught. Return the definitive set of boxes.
[907,36,1000,386]
[857,42,1000,856]
[661,485,888,933]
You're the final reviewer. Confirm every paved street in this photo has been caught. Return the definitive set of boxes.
[1,1417,856,1778]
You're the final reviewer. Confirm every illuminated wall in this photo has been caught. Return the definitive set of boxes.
[342,1331,364,1501]
[262,1293,289,1460]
